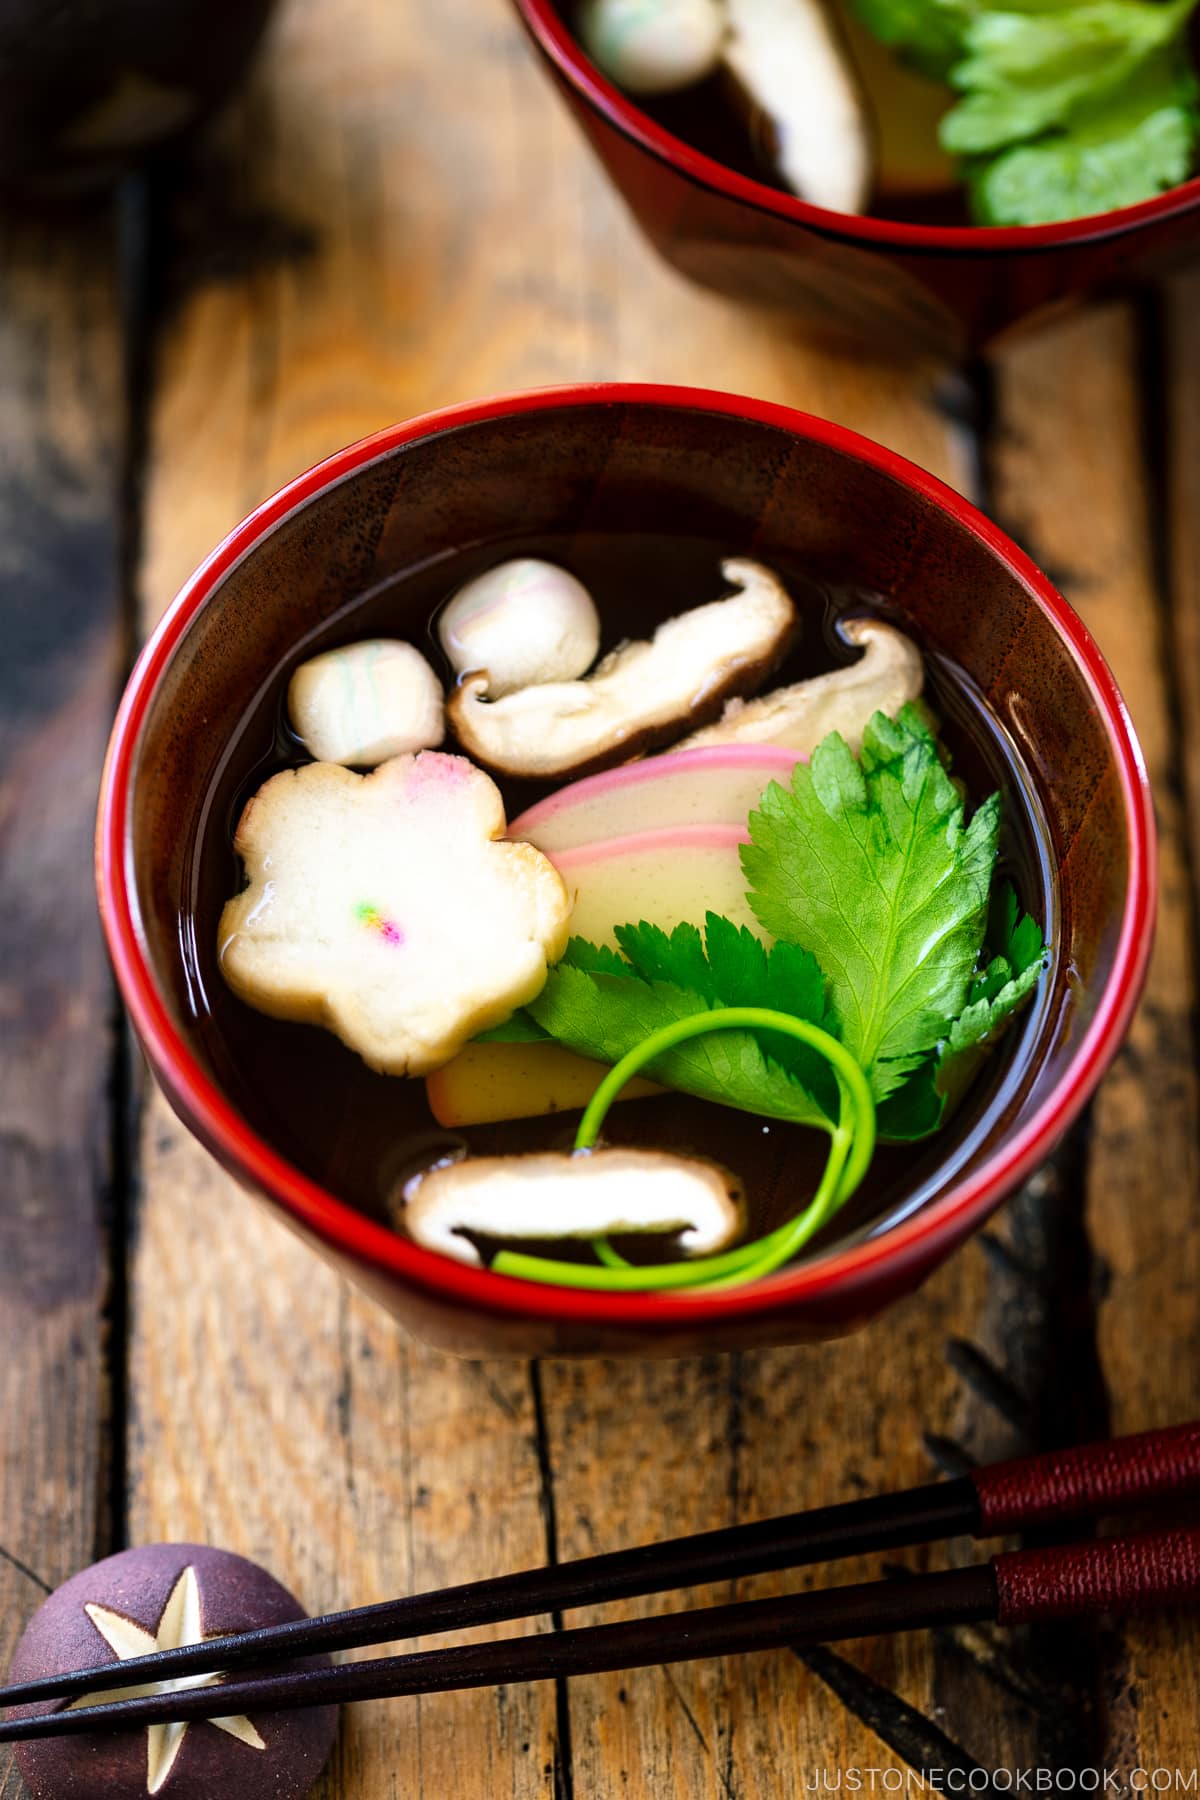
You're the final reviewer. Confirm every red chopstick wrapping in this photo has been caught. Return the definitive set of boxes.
[995,1525,1200,1624]
[973,1421,1200,1534]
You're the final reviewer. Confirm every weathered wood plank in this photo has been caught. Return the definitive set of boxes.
[542,1216,1084,1793]
[0,207,125,1796]
[126,6,574,1782]
[129,0,985,1785]
[127,1,1198,1795]
[1165,266,1200,962]
[541,304,1200,1790]
[130,0,1000,1787]
[129,1109,556,1798]
[525,277,1069,1800]
[989,300,1200,1773]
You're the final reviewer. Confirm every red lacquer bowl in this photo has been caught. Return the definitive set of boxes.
[512,0,1200,357]
[97,386,1155,1356]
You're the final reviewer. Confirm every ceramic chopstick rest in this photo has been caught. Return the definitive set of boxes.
[7,1543,338,1800]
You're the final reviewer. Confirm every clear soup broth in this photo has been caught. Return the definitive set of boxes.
[178,530,1057,1261]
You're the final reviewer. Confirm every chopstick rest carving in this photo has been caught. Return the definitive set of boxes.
[6,1544,337,1800]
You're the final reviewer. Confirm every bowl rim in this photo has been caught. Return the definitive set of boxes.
[513,0,1200,255]
[97,382,1157,1328]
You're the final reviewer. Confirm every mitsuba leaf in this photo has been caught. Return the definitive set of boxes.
[477,724,1048,1149]
[526,955,832,1130]
[473,938,628,1040]
[852,0,1199,226]
[742,706,998,1103]
[945,955,1045,1057]
[874,1058,947,1142]
[876,881,1048,1141]
[612,919,721,1002]
[941,0,1199,224]
[963,45,1198,222]
[557,938,632,978]
[474,1012,551,1044]
[481,918,835,1127]
[848,0,975,77]
[997,879,1046,976]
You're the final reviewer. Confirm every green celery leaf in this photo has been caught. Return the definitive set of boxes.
[742,709,999,1102]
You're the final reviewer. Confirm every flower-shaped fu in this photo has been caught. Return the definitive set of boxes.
[71,1566,263,1795]
[219,751,571,1075]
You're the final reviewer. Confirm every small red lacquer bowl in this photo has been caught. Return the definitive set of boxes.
[97,385,1155,1356]
[511,0,1200,357]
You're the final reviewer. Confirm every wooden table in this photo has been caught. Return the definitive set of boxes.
[2,1,1199,1792]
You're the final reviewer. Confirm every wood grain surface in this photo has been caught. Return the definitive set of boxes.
[0,204,126,1799]
[0,0,1197,1795]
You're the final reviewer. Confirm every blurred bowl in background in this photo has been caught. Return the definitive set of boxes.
[511,0,1200,359]
[0,0,276,191]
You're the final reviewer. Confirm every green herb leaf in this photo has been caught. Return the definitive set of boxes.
[997,879,1047,976]
[742,707,998,1102]
[476,939,633,1040]
[945,954,1046,1056]
[969,53,1198,222]
[874,880,1048,1141]
[610,913,836,1102]
[851,0,1199,225]
[474,1013,552,1044]
[612,919,722,1002]
[526,943,832,1130]
[944,3,1189,151]
[848,0,975,77]
[873,1058,947,1142]
[477,727,1046,1157]
[945,4,1199,224]
[554,938,632,978]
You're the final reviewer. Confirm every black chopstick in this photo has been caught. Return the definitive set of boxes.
[0,1565,1000,1742]
[3,1420,1195,1712]
[3,1524,1197,1745]
[0,1479,973,1710]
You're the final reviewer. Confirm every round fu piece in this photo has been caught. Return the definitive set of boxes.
[8,1542,339,1800]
